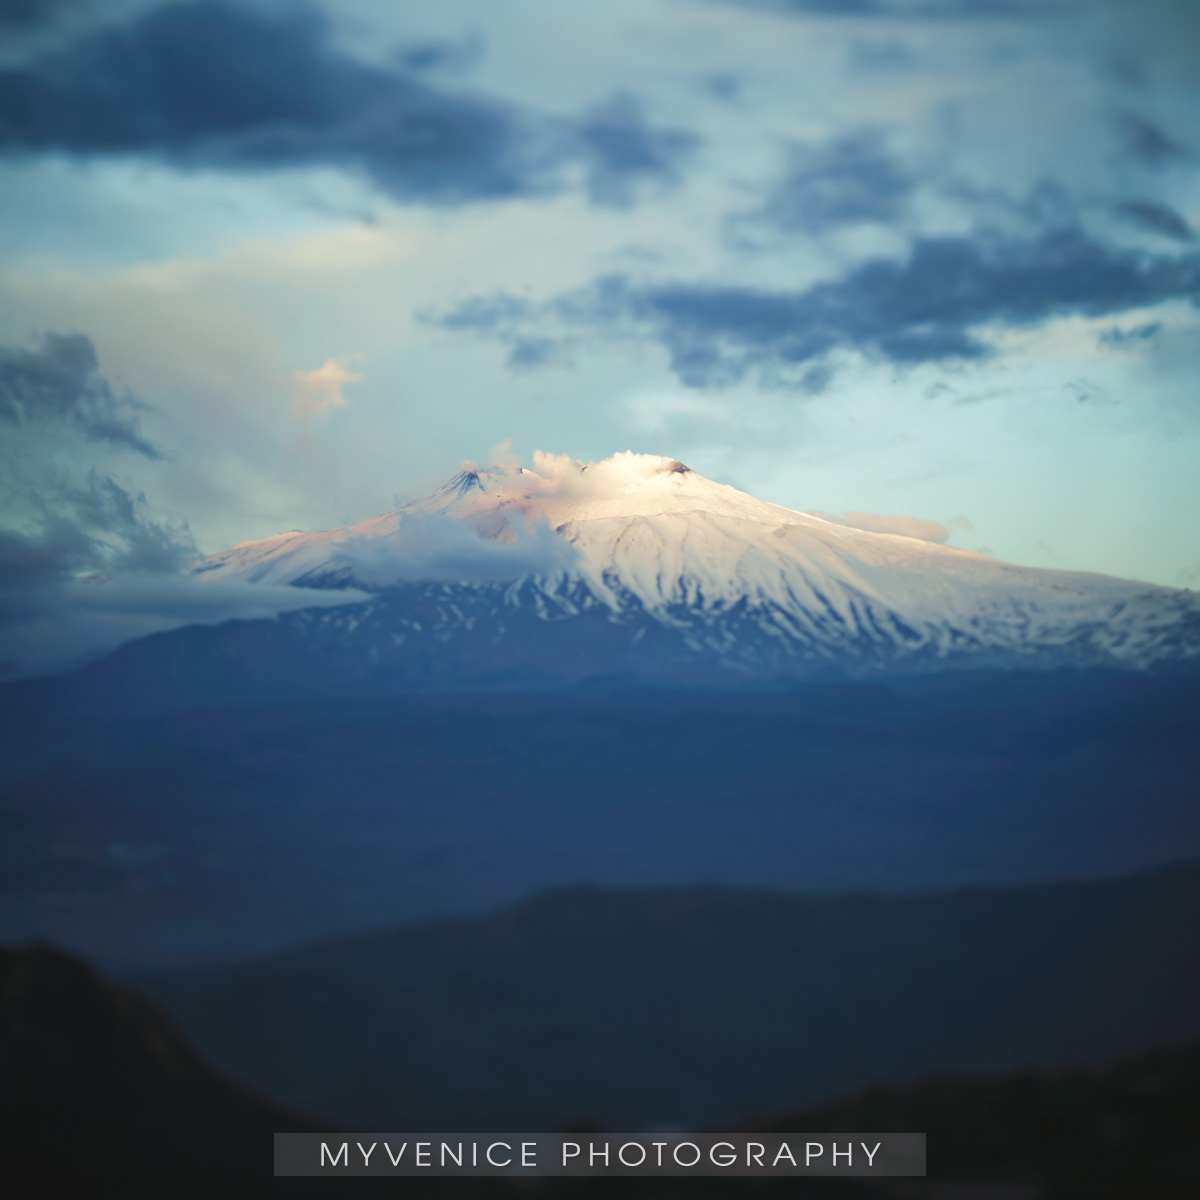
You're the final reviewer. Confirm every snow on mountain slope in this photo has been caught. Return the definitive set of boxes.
[191,451,1200,672]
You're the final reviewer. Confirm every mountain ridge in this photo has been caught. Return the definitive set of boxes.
[136,858,1200,1132]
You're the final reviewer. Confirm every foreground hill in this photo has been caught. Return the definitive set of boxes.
[767,1038,1200,1199]
[5,940,1198,1197]
[137,859,1200,1133]
[0,944,319,1199]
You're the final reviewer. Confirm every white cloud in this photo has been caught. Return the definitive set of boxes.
[292,355,364,421]
[329,511,580,588]
[0,574,366,680]
[807,509,952,543]
[620,387,726,433]
[487,437,521,467]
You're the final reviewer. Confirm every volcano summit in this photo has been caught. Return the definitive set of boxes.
[176,451,1200,688]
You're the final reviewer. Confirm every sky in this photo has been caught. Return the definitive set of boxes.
[1,0,1198,672]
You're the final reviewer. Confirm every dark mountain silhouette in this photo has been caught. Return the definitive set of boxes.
[136,860,1200,1133]
[5,938,1198,1198]
[764,1039,1200,1198]
[0,943,323,1198]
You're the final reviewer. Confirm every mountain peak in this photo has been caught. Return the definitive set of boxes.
[416,462,526,517]
[386,452,746,530]
[187,448,1200,674]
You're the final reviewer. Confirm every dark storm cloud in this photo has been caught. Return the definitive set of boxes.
[1117,113,1191,167]
[0,470,194,619]
[0,333,160,457]
[0,2,697,207]
[744,132,912,234]
[58,471,190,573]
[0,430,371,678]
[0,330,185,626]
[0,2,539,204]
[0,472,363,674]
[1114,200,1194,241]
[0,329,195,646]
[433,227,1200,386]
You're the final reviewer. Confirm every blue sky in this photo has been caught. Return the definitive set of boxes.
[1,0,1198,640]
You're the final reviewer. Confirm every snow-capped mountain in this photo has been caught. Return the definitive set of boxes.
[189,451,1200,680]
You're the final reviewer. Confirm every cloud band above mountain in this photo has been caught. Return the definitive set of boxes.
[431,228,1200,385]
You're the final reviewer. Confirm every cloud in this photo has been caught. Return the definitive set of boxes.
[621,388,726,432]
[487,438,520,468]
[0,467,365,679]
[536,448,649,485]
[433,451,710,517]
[0,2,697,208]
[572,95,700,208]
[0,332,160,457]
[394,35,485,76]
[848,39,916,68]
[0,470,195,616]
[433,227,1200,386]
[320,510,579,590]
[1113,199,1194,241]
[0,326,367,678]
[710,0,1066,18]
[1098,320,1161,347]
[421,295,576,370]
[438,293,532,331]
[700,73,744,102]
[292,355,363,420]
[735,131,912,234]
[0,331,184,613]
[0,0,74,29]
[0,2,535,205]
[1063,377,1117,406]
[0,572,365,680]
[506,337,570,371]
[523,450,694,502]
[1116,112,1191,167]
[806,510,952,541]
